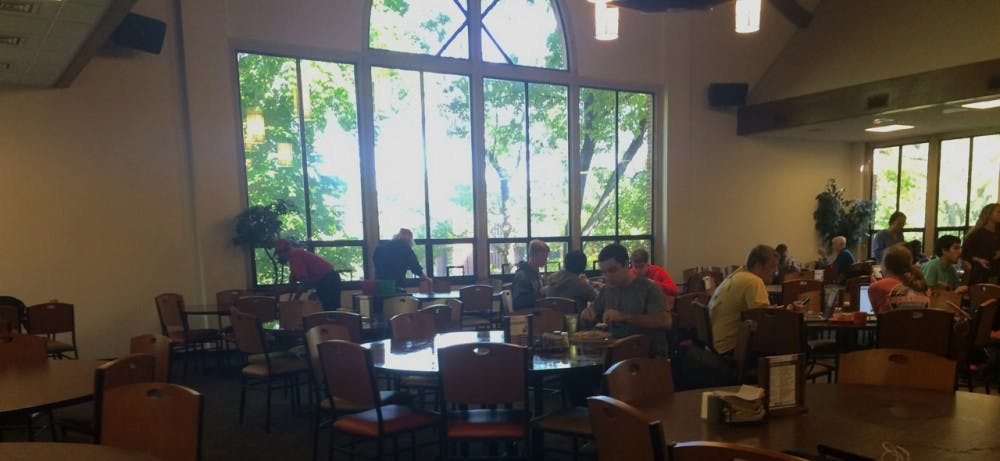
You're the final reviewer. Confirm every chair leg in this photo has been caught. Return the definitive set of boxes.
[238,375,247,425]
[265,377,273,434]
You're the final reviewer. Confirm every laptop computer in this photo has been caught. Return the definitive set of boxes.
[858,284,874,316]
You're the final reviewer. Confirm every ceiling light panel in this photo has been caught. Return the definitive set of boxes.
[865,124,914,133]
[961,98,1000,109]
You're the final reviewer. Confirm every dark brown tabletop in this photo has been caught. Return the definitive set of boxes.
[0,443,160,461]
[0,359,101,414]
[647,384,1000,460]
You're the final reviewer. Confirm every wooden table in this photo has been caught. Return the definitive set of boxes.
[0,442,161,460]
[0,360,101,414]
[365,331,605,414]
[647,384,1000,460]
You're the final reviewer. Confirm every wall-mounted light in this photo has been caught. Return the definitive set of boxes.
[245,108,265,146]
[275,142,294,167]
[594,2,619,41]
[735,0,761,33]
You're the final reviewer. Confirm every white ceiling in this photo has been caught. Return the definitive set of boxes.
[0,0,112,87]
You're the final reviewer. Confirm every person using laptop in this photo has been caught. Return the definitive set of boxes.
[868,244,930,313]
[922,235,968,294]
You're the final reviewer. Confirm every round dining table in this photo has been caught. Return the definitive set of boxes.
[365,330,606,414]
[0,442,161,461]
[0,359,102,414]
[647,383,1000,460]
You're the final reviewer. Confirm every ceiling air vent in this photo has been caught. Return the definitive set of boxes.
[0,35,23,46]
[988,76,1000,90]
[866,94,889,110]
[0,1,35,14]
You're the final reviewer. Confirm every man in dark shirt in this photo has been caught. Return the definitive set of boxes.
[274,239,341,310]
[512,240,550,309]
[831,235,856,278]
[373,228,429,288]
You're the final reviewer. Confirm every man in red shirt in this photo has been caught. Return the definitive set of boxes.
[630,248,679,309]
[274,239,342,310]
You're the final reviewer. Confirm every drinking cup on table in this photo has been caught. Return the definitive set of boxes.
[852,311,867,326]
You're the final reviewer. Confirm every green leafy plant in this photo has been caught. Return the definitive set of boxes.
[232,199,298,284]
[813,179,875,247]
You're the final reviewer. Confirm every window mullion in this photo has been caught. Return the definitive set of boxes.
[294,59,313,242]
[567,85,581,251]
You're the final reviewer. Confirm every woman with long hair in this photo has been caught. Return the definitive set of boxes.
[962,203,1000,285]
[868,244,929,313]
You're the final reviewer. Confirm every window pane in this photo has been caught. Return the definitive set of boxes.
[620,239,653,257]
[970,134,1000,217]
[238,53,306,239]
[314,246,364,282]
[872,146,899,229]
[583,240,616,271]
[430,243,474,278]
[372,67,427,239]
[528,83,568,237]
[253,249,283,285]
[303,60,363,241]
[490,242,523,275]
[899,143,928,228]
[481,0,566,69]
[618,92,653,235]
[425,73,473,239]
[485,79,528,239]
[544,243,568,274]
[937,138,970,228]
[580,88,617,237]
[369,0,468,59]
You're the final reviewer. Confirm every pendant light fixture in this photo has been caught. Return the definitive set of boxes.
[735,0,761,33]
[593,2,619,41]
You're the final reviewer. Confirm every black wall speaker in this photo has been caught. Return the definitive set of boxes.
[707,83,749,108]
[111,13,166,54]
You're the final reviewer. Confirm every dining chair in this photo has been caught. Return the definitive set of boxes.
[419,304,454,333]
[968,284,1000,327]
[457,284,498,330]
[876,309,954,358]
[317,340,439,460]
[92,353,157,442]
[230,307,309,434]
[741,308,833,382]
[781,280,823,314]
[586,395,665,461]
[603,357,674,408]
[381,295,419,324]
[536,297,577,315]
[956,300,997,393]
[929,289,963,312]
[0,305,21,337]
[691,301,715,351]
[669,441,808,461]
[0,333,52,441]
[732,319,757,384]
[302,311,362,343]
[278,299,322,332]
[155,293,219,379]
[838,348,956,392]
[100,382,203,461]
[24,302,78,359]
[439,342,530,459]
[233,295,278,321]
[605,334,652,370]
[129,333,173,382]
[499,289,514,316]
[515,307,565,343]
[389,311,438,345]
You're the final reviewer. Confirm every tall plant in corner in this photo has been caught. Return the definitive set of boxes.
[231,199,298,285]
[813,179,875,247]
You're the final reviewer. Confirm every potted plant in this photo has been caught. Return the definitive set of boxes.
[813,179,875,253]
[231,199,297,285]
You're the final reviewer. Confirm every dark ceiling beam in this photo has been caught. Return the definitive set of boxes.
[55,0,136,88]
[737,58,1000,136]
[768,0,812,29]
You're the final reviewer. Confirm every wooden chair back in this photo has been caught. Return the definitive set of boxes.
[969,284,1000,328]
[233,296,277,321]
[603,357,674,407]
[499,289,513,315]
[304,324,353,384]
[929,289,963,312]
[389,311,438,345]
[0,304,22,335]
[459,284,495,315]
[691,301,714,350]
[101,382,203,461]
[536,297,577,315]
[445,298,463,325]
[229,308,267,355]
[302,311,362,343]
[670,441,808,461]
[94,353,157,442]
[516,307,564,341]
[876,309,954,357]
[25,301,75,335]
[130,333,172,382]
[317,340,378,409]
[838,348,956,391]
[605,334,651,369]
[781,271,814,283]
[741,308,804,357]
[587,395,666,461]
[439,342,529,406]
[848,261,873,276]
[503,313,534,347]
[154,294,187,335]
[0,333,47,363]
[732,319,757,384]
[781,280,823,313]
[419,304,454,333]
[215,289,250,311]
[277,299,322,331]
[843,275,870,311]
[674,292,709,330]
[970,300,998,348]
[382,296,419,321]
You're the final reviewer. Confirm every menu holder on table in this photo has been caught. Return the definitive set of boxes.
[757,353,806,416]
[503,314,533,347]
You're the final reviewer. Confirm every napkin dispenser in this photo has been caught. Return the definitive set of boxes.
[700,385,766,424]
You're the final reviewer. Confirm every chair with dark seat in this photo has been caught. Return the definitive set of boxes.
[674,292,709,345]
[876,309,954,357]
[838,348,957,391]
[130,333,173,383]
[58,352,158,443]
[587,396,665,461]
[0,297,24,337]
[233,295,278,322]
[278,299,322,332]
[24,302,78,359]
[155,293,219,379]
[781,280,823,315]
[302,311,363,343]
[669,441,808,461]
[604,357,674,408]
[439,342,530,459]
[419,304,454,333]
[741,308,833,382]
[605,334,651,369]
[381,296,419,324]
[230,307,309,434]
[100,382,203,461]
[969,284,1000,327]
[956,300,997,392]
[457,284,499,330]
[536,297,578,315]
[318,340,438,460]
[390,311,438,345]
[515,307,565,342]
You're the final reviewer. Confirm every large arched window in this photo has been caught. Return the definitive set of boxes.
[236,1,654,285]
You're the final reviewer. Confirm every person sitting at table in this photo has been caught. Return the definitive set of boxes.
[512,239,550,309]
[274,239,342,310]
[872,211,906,264]
[581,243,671,356]
[962,203,1000,285]
[775,243,799,273]
[629,248,679,308]
[707,244,778,355]
[546,250,597,310]
[907,240,929,265]
[922,235,968,294]
[828,235,856,282]
[867,244,930,313]
[373,228,431,288]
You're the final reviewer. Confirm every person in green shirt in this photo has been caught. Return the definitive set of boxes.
[921,235,968,293]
